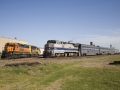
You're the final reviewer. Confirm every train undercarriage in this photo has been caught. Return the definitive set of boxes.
[1,51,40,59]
[43,51,78,58]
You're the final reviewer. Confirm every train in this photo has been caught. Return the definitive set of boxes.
[43,40,119,58]
[1,40,119,59]
[1,42,41,59]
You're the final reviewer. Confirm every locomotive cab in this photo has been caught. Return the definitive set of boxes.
[1,43,16,58]
[43,40,57,57]
[4,43,14,53]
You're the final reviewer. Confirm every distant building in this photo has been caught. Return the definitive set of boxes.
[0,36,28,53]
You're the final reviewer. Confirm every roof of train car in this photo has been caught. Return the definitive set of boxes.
[17,43,28,45]
[97,46,111,49]
[5,42,21,46]
[47,40,68,44]
[16,43,39,48]
[80,43,98,47]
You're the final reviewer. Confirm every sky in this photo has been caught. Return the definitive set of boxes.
[0,0,120,50]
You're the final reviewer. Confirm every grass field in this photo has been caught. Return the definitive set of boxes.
[0,55,120,90]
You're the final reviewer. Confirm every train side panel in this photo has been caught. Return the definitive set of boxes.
[79,44,99,56]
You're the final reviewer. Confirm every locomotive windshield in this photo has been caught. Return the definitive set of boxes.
[17,43,29,48]
[47,40,56,44]
[5,43,14,47]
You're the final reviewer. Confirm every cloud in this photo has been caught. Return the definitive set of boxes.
[109,29,120,35]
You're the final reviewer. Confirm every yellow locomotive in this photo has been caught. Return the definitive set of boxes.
[1,42,40,59]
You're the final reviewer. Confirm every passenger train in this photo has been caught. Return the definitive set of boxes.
[43,40,119,58]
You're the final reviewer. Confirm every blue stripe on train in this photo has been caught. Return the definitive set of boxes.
[49,47,77,50]
[49,47,99,51]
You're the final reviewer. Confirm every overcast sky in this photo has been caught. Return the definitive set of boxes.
[0,0,120,50]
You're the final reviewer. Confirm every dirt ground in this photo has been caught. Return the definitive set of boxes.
[0,55,119,67]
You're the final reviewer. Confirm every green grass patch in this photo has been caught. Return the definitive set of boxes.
[109,55,120,61]
[0,55,120,90]
[61,67,120,90]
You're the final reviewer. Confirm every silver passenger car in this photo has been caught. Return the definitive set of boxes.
[78,44,99,56]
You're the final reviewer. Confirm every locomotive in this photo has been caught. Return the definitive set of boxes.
[43,40,119,58]
[43,40,79,57]
[1,42,40,59]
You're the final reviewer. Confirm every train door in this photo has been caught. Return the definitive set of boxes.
[98,46,100,55]
[78,44,81,56]
[90,46,94,55]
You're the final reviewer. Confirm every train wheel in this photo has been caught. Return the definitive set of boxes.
[64,53,67,57]
[5,53,11,59]
[83,53,85,56]
[75,53,78,56]
[13,55,18,59]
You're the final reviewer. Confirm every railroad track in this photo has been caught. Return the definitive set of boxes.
[0,57,43,65]
[0,54,119,66]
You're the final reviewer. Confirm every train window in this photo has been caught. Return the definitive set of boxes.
[47,40,56,44]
